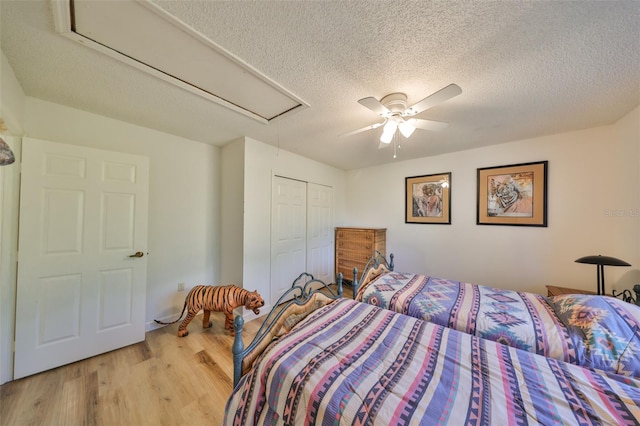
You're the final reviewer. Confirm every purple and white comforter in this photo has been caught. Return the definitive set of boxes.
[357,271,640,377]
[224,299,640,425]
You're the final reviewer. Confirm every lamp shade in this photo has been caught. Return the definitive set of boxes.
[379,130,394,144]
[379,120,397,144]
[398,120,416,138]
[575,255,631,267]
[382,119,398,135]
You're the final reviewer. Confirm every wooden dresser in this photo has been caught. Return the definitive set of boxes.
[335,227,386,283]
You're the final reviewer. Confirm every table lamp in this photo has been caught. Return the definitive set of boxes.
[574,255,631,295]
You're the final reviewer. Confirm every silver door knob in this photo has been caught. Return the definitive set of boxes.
[129,251,144,258]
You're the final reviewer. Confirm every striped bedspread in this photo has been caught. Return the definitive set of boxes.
[357,272,640,377]
[224,299,640,425]
[357,272,574,360]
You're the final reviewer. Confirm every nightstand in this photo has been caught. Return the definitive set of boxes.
[546,285,596,297]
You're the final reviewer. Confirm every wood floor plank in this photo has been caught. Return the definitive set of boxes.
[57,371,99,426]
[181,393,222,425]
[0,368,65,425]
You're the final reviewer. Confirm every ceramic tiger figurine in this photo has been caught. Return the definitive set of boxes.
[154,285,264,337]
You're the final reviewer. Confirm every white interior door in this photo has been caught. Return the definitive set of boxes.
[306,183,334,284]
[270,176,306,304]
[14,138,149,379]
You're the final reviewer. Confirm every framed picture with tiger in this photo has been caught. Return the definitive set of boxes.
[477,161,548,227]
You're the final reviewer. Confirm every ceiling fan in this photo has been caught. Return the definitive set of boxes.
[343,84,462,146]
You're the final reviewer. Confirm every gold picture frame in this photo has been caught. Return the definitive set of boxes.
[477,161,548,226]
[405,172,451,224]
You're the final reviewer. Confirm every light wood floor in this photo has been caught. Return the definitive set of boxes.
[0,284,350,426]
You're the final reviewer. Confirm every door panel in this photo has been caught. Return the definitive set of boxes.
[99,268,133,329]
[15,138,149,379]
[307,183,334,284]
[102,192,135,249]
[39,274,82,343]
[270,177,306,304]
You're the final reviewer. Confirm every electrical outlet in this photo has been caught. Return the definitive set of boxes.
[178,282,185,292]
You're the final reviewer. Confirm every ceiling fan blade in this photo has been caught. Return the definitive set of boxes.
[339,121,385,137]
[410,118,449,131]
[358,97,391,116]
[404,84,462,116]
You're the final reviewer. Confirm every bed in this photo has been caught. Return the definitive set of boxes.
[225,274,640,425]
[352,252,640,378]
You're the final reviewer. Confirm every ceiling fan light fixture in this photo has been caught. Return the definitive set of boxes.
[348,84,462,155]
[380,120,398,143]
[380,130,394,144]
[398,120,416,138]
[382,119,398,134]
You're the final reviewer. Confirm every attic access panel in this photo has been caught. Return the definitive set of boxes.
[52,0,308,123]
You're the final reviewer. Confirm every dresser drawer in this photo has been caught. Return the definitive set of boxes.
[336,249,372,264]
[336,239,374,251]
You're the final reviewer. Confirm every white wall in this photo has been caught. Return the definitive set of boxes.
[0,51,25,134]
[614,106,640,292]
[220,138,245,285]
[345,107,640,296]
[240,137,347,313]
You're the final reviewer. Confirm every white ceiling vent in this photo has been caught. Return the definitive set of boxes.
[52,0,308,123]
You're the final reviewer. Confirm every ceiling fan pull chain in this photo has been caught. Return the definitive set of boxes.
[393,132,398,159]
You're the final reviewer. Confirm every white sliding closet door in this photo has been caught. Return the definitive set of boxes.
[307,183,333,284]
[271,177,334,305]
[271,176,307,305]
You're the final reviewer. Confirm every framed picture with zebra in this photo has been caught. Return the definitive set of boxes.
[405,172,451,224]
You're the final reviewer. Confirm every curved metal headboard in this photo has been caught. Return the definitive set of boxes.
[232,272,343,386]
[352,251,394,298]
[612,284,640,306]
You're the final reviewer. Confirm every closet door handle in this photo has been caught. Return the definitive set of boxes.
[129,251,144,258]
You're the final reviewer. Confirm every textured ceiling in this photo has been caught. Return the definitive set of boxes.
[1,1,639,171]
